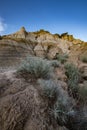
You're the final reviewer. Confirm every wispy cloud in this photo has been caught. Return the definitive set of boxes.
[0,17,7,35]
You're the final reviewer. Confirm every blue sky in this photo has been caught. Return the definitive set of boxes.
[0,0,87,41]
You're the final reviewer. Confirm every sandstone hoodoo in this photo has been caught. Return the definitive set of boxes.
[0,28,87,130]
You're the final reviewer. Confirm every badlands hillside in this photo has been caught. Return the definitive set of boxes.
[0,27,87,68]
[0,27,87,130]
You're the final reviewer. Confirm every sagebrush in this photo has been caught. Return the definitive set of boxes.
[17,56,52,79]
[64,63,80,98]
[38,79,59,101]
[56,53,68,64]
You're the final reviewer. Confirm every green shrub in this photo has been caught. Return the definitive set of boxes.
[38,79,76,127]
[51,101,68,126]
[17,57,51,79]
[50,91,74,126]
[48,60,60,67]
[56,53,68,64]
[38,79,59,101]
[64,63,80,98]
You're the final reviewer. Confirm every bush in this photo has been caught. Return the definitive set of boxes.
[38,79,77,128]
[56,53,68,64]
[34,29,50,35]
[50,91,74,126]
[51,101,68,126]
[64,63,80,98]
[17,56,51,79]
[48,60,60,67]
[38,79,59,101]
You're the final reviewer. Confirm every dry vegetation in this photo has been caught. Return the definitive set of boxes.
[15,56,87,130]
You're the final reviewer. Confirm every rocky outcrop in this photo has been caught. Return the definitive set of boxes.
[0,39,35,68]
[10,27,27,39]
[0,29,72,67]
[0,28,87,69]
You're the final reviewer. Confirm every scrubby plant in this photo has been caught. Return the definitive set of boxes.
[51,100,68,126]
[64,63,80,98]
[38,78,75,127]
[50,90,75,127]
[34,29,50,35]
[56,53,68,64]
[17,56,51,79]
[48,60,60,67]
[39,29,50,33]
[38,79,59,101]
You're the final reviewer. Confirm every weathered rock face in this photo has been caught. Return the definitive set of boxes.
[0,28,87,69]
[10,27,27,39]
[47,46,61,59]
[0,39,35,68]
[57,39,72,54]
[34,43,46,57]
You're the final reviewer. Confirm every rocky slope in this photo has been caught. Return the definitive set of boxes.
[0,58,87,130]
[0,27,87,130]
[0,27,87,69]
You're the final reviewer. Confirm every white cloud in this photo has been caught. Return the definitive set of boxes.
[0,17,7,35]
